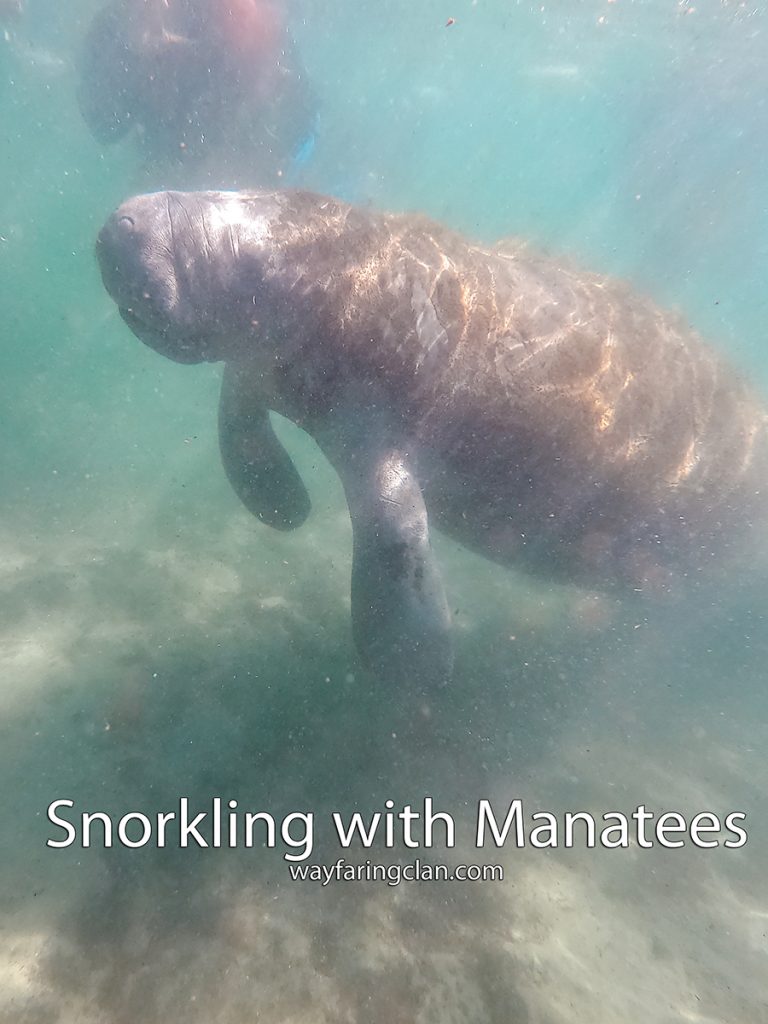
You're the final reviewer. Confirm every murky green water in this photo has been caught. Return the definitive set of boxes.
[1,2,767,1021]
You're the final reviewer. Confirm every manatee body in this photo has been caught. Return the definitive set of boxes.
[96,190,768,687]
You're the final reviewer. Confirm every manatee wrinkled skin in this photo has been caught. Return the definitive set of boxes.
[96,190,768,688]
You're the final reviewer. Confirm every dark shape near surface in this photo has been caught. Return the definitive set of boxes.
[96,189,768,688]
[78,0,316,183]
[0,0,22,22]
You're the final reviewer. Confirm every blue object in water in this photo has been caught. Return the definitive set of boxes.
[291,130,316,169]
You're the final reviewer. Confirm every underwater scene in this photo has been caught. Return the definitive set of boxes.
[2,0,768,1020]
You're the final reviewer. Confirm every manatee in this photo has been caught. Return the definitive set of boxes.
[96,189,768,688]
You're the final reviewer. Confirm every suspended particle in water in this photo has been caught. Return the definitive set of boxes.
[446,17,455,27]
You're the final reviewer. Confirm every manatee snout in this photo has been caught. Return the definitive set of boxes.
[97,190,285,364]
[97,192,215,363]
[97,193,171,305]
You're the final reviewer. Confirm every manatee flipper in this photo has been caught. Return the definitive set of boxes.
[343,448,453,689]
[218,364,311,530]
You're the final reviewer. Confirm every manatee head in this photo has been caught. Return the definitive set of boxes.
[96,189,305,364]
